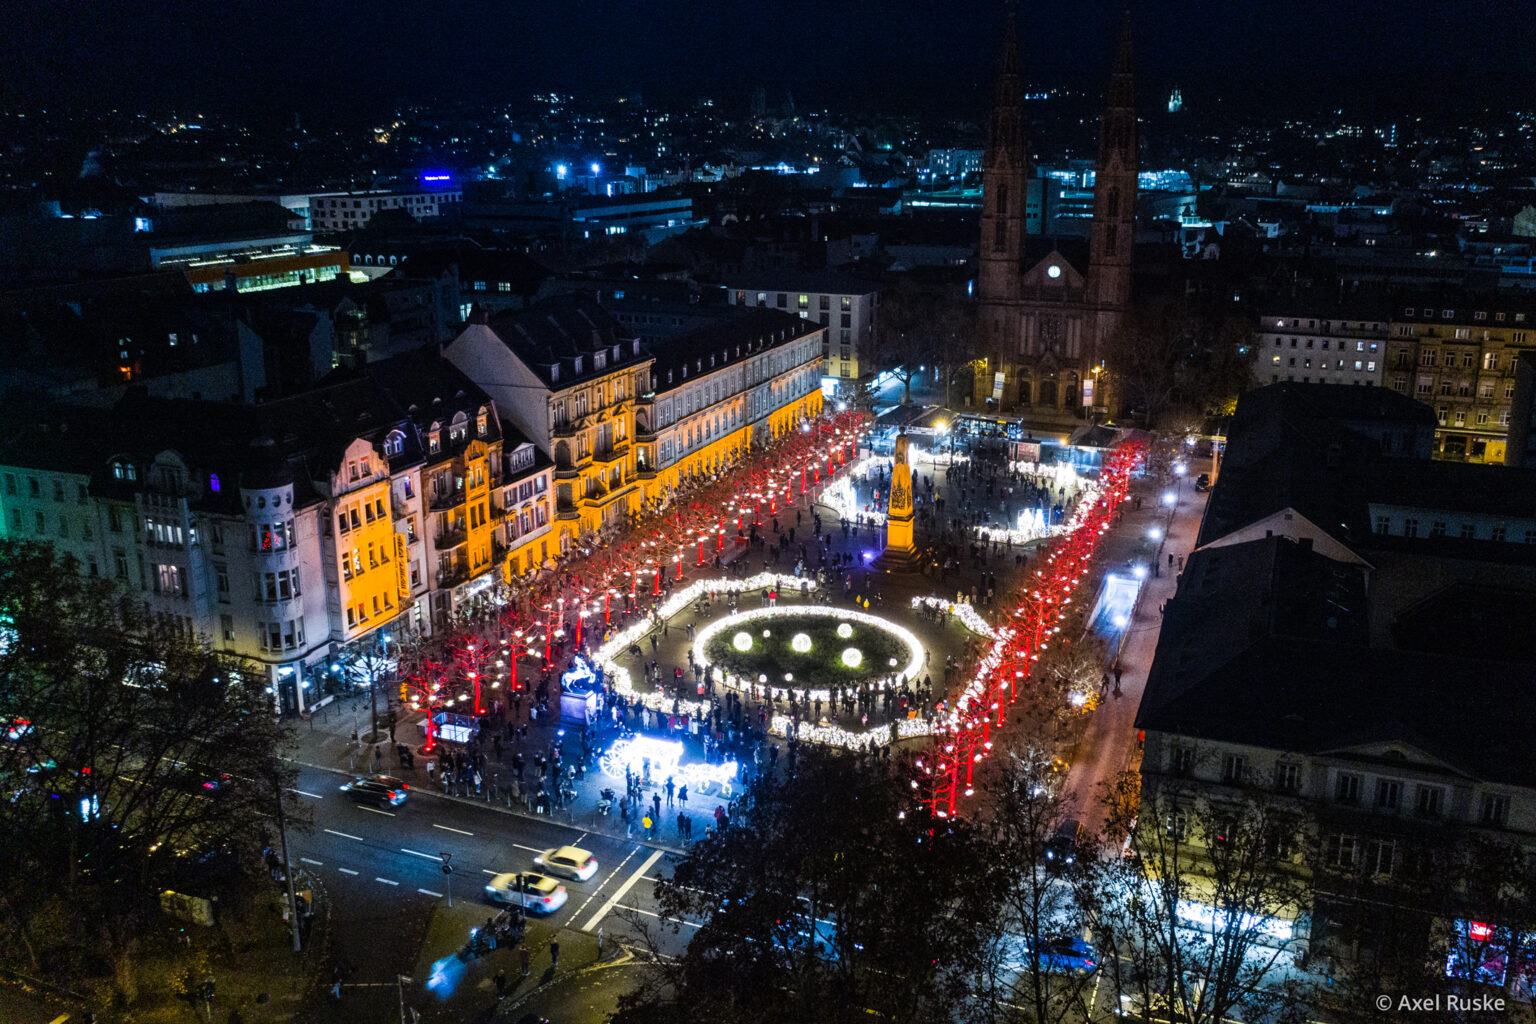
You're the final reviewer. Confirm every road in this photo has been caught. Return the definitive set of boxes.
[285,762,693,1023]
[1060,462,1210,836]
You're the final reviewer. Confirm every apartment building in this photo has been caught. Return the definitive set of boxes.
[310,188,463,233]
[1138,383,1536,967]
[636,307,825,503]
[724,270,879,381]
[1383,295,1536,461]
[0,362,545,710]
[445,296,652,551]
[1254,295,1388,388]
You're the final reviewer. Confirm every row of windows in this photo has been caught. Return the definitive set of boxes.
[1400,306,1528,322]
[338,497,389,534]
[1272,356,1377,373]
[257,617,307,652]
[345,592,395,628]
[1179,747,1514,829]
[3,474,89,503]
[1374,514,1533,542]
[340,542,389,581]
[1269,337,1380,353]
[7,508,96,542]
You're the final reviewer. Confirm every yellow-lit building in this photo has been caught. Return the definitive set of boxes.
[328,438,403,638]
[635,307,824,504]
[445,297,652,552]
[1383,296,1536,462]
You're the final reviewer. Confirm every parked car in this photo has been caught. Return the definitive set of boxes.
[1194,473,1210,492]
[485,871,568,913]
[1045,819,1085,869]
[533,845,598,881]
[339,775,409,807]
[1019,934,1098,974]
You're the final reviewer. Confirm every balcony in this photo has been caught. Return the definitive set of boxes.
[429,485,465,511]
[556,498,580,521]
[551,419,577,439]
[434,524,468,549]
[592,442,630,465]
[436,564,468,589]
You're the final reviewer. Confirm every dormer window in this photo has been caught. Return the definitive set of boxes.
[450,412,469,443]
[549,364,559,382]
[209,473,221,493]
[594,352,606,370]
[574,356,583,374]
[476,409,489,436]
[429,424,441,454]
[383,430,405,457]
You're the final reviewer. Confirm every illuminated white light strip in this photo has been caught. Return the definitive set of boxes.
[598,574,820,721]
[692,604,926,703]
[909,596,995,638]
[769,712,934,749]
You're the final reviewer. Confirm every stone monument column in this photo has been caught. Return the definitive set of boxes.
[882,432,917,566]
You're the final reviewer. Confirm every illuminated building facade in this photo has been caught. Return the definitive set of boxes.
[723,271,878,381]
[635,307,824,504]
[1382,297,1536,462]
[444,297,651,551]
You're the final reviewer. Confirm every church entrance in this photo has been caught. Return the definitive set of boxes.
[1037,376,1058,408]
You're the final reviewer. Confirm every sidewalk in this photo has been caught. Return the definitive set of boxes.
[1061,464,1209,833]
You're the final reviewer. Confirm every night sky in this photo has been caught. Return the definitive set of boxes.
[3,0,1527,120]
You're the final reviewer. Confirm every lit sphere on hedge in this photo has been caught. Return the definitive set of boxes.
[836,622,853,639]
[733,632,753,652]
[841,648,863,668]
[791,633,812,653]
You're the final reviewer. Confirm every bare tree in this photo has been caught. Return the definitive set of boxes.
[0,542,300,1004]
[969,745,1101,1024]
[1078,771,1315,1024]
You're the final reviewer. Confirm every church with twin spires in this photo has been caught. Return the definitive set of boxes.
[974,4,1138,422]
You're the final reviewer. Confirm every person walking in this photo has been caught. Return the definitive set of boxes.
[494,969,507,1000]
[519,945,531,976]
[550,938,560,969]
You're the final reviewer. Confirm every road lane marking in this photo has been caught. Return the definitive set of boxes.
[300,857,324,866]
[583,849,664,932]
[288,788,324,799]
[433,823,473,836]
[338,868,359,876]
[568,849,637,925]
[615,902,702,928]
[324,829,363,842]
[418,888,444,897]
[359,806,395,816]
[376,877,400,886]
[401,848,440,861]
[482,869,498,876]
[511,843,544,854]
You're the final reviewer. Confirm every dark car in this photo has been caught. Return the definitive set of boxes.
[1194,473,1210,492]
[1045,819,1085,869]
[1019,934,1098,974]
[339,774,409,807]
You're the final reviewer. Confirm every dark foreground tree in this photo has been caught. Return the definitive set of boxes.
[613,747,992,1024]
[0,542,299,1003]
[1078,771,1314,1024]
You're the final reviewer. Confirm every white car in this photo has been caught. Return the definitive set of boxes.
[484,872,567,913]
[533,845,598,882]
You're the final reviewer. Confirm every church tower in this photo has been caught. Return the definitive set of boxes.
[1086,5,1138,391]
[977,3,1028,333]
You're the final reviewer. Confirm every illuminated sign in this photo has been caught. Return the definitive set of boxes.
[394,533,410,603]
